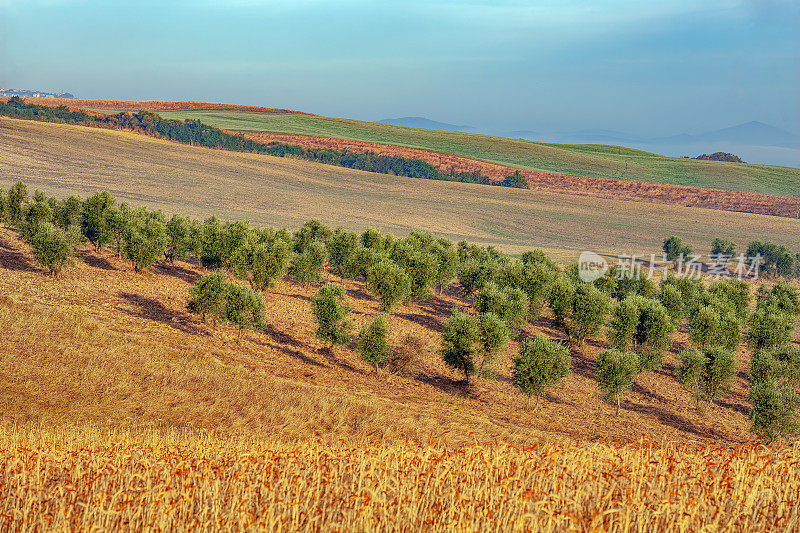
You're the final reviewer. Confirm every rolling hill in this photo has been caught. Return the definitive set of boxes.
[3,117,800,260]
[137,108,800,198]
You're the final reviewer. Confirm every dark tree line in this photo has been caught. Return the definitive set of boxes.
[0,97,527,189]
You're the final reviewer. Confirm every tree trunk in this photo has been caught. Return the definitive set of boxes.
[616,396,621,416]
[534,395,541,410]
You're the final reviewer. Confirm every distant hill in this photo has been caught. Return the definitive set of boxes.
[378,116,471,132]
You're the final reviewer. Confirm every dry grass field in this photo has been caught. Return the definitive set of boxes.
[2,117,799,261]
[1,226,800,530]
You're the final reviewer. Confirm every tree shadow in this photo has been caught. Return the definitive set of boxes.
[118,292,204,335]
[347,287,376,303]
[316,346,366,375]
[153,262,201,283]
[622,401,740,442]
[718,399,751,417]
[249,335,325,367]
[78,252,116,271]
[261,323,305,348]
[396,312,443,333]
[631,382,672,404]
[414,371,479,399]
[0,239,39,273]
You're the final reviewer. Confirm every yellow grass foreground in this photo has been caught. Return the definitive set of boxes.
[1,426,798,532]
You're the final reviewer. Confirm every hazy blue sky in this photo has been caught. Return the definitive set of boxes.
[1,0,798,136]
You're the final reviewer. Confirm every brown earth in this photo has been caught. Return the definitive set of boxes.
[242,131,800,218]
[0,226,769,447]
[0,97,314,115]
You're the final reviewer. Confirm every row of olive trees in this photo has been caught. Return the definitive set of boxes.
[665,234,800,279]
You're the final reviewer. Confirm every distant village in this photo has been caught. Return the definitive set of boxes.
[0,88,74,99]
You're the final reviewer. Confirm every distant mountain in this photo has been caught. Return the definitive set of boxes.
[378,116,471,132]
[651,121,798,148]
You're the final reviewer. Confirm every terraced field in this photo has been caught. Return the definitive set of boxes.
[3,117,800,260]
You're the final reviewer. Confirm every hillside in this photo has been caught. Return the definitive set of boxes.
[3,117,800,260]
[0,226,760,445]
[143,108,800,198]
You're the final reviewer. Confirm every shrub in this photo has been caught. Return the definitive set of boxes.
[663,236,693,262]
[311,283,351,347]
[29,222,73,275]
[358,313,391,370]
[688,306,720,349]
[122,211,167,271]
[596,349,640,415]
[367,259,411,313]
[476,312,509,374]
[749,379,799,443]
[441,308,479,383]
[223,283,265,343]
[512,335,571,408]
[187,272,228,327]
[748,308,795,352]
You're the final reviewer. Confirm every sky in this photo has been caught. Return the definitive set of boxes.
[0,0,798,137]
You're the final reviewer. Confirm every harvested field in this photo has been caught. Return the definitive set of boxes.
[243,130,800,218]
[2,117,800,260]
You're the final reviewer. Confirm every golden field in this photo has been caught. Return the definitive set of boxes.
[1,426,798,532]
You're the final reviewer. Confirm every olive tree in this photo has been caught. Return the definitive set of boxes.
[224,282,265,343]
[288,239,327,285]
[677,347,736,409]
[748,308,795,352]
[358,313,391,371]
[749,380,799,443]
[29,222,73,275]
[596,349,640,415]
[512,335,571,408]
[607,295,675,370]
[441,308,479,383]
[367,259,411,313]
[476,312,509,374]
[165,214,199,263]
[231,234,291,292]
[81,191,115,250]
[475,281,529,334]
[326,228,358,278]
[663,235,692,262]
[311,283,351,348]
[122,210,167,271]
[187,271,228,327]
[6,181,28,227]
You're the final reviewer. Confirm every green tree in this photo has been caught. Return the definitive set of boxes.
[596,349,640,415]
[748,308,795,352]
[749,379,799,443]
[104,203,131,257]
[29,222,73,275]
[658,284,685,323]
[750,345,800,387]
[122,210,167,271]
[81,191,115,250]
[441,308,480,383]
[200,216,225,269]
[432,240,458,294]
[367,259,411,312]
[21,195,54,240]
[288,239,327,285]
[512,335,571,408]
[164,214,198,263]
[294,219,332,253]
[187,272,228,327]
[224,283,265,343]
[6,181,28,226]
[475,281,529,334]
[756,283,800,317]
[231,233,291,292]
[311,283,351,348]
[358,313,391,371]
[476,312,510,374]
[568,283,611,345]
[711,238,736,258]
[326,227,358,278]
[676,348,707,408]
[608,295,674,370]
[663,236,693,262]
